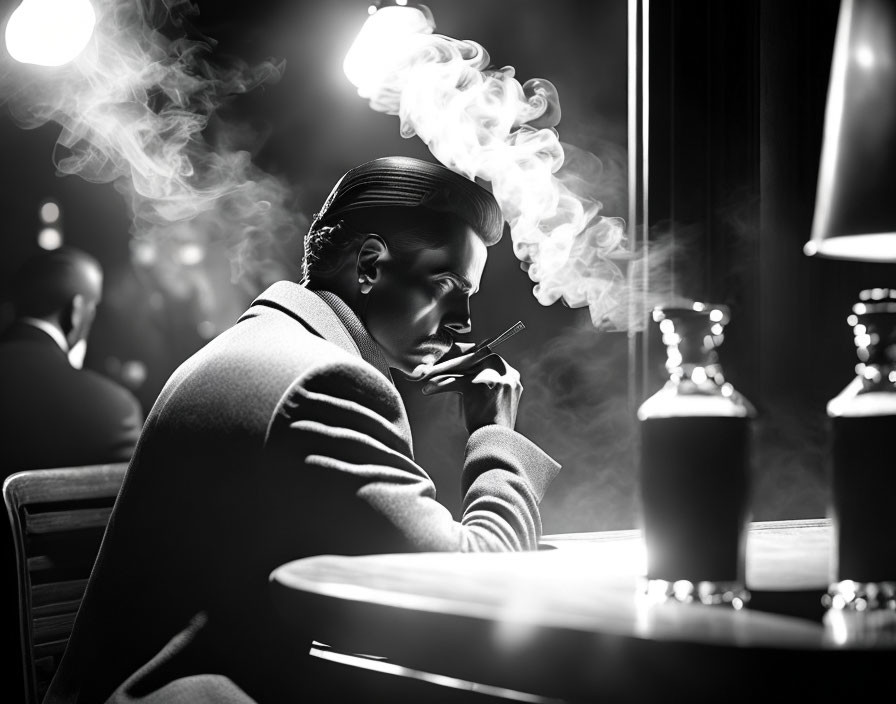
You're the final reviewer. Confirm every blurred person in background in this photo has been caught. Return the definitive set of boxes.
[1,245,144,704]
[45,157,560,704]
[0,246,143,474]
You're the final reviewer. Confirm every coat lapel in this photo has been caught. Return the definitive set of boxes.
[244,282,361,358]
[244,282,393,382]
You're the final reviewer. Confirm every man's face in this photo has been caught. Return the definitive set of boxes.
[362,216,488,378]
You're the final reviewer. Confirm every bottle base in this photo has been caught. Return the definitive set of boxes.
[639,577,750,609]
[823,579,896,611]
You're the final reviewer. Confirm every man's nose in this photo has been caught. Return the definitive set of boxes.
[444,319,472,335]
[443,300,472,335]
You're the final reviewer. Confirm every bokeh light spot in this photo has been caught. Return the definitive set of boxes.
[39,200,60,223]
[37,227,63,250]
[121,360,147,388]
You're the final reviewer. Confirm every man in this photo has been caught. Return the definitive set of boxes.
[45,156,561,704]
[1,246,143,704]
[0,246,144,472]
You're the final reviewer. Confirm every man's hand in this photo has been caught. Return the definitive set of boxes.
[419,343,522,434]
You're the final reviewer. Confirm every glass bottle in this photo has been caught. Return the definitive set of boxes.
[824,288,896,622]
[637,302,756,608]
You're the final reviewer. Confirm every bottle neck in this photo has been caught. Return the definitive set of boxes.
[851,306,896,394]
[855,363,896,394]
[643,304,756,417]
[665,325,728,394]
[667,360,727,393]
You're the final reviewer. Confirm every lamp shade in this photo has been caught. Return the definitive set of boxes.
[806,0,896,262]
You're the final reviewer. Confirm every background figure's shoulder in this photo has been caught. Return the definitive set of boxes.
[73,366,144,459]
[77,365,143,418]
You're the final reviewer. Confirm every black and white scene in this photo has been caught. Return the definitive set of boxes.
[1,1,895,703]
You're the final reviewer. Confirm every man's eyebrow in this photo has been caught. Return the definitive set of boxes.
[446,272,475,293]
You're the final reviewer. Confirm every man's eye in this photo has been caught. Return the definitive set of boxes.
[434,278,455,293]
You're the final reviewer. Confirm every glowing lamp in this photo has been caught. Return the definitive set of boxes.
[343,1,434,92]
[4,0,96,67]
[806,0,896,262]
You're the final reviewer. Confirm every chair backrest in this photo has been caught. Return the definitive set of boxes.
[3,463,128,704]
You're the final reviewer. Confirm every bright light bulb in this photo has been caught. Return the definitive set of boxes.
[343,5,434,92]
[5,0,96,67]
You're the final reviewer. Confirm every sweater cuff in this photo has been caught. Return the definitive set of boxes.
[465,425,561,501]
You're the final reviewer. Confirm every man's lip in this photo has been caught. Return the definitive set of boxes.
[417,339,452,352]
[414,341,451,361]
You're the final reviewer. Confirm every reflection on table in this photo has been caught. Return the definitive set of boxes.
[271,519,896,703]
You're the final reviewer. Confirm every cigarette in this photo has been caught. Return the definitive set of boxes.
[467,320,526,356]
[414,321,526,383]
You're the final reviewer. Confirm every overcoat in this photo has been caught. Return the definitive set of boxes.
[44,282,560,703]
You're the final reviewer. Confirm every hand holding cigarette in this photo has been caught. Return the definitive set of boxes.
[418,321,526,433]
[415,321,525,382]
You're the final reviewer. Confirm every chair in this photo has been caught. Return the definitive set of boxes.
[3,463,128,704]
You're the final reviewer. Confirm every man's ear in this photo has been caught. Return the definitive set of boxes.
[59,294,84,336]
[356,235,389,283]
[65,293,98,345]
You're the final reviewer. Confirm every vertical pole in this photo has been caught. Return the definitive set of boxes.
[628,0,650,414]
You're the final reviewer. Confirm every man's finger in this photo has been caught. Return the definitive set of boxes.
[418,348,492,381]
[421,374,463,395]
[472,367,503,390]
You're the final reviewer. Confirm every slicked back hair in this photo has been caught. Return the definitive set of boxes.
[302,156,505,284]
[303,206,499,284]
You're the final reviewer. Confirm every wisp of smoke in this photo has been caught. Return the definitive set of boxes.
[345,4,634,330]
[0,0,305,311]
[514,317,638,531]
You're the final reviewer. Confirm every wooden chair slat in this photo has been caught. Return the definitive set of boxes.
[25,506,114,534]
[33,612,78,644]
[31,579,89,608]
[4,464,128,704]
[32,599,81,620]
[27,544,104,573]
[27,554,60,572]
[32,640,68,660]
[5,464,127,505]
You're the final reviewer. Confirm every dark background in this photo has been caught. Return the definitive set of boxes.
[0,0,890,532]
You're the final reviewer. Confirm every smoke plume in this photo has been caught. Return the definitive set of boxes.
[345,4,636,329]
[1,0,305,327]
[514,317,638,531]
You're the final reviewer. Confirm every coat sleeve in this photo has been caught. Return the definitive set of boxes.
[264,359,561,554]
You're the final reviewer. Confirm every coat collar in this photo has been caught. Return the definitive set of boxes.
[246,281,394,384]
[1,320,70,362]
[20,317,70,356]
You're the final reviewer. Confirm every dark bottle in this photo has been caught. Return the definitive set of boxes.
[826,288,896,613]
[637,303,756,607]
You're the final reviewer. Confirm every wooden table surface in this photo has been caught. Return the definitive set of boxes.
[270,518,896,702]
